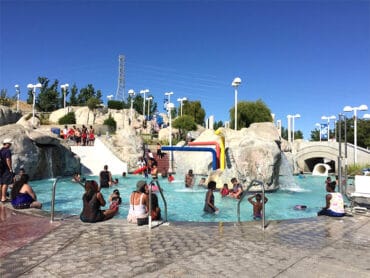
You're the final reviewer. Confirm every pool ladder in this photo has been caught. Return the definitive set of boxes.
[148,179,168,229]
[50,177,60,223]
[237,179,266,230]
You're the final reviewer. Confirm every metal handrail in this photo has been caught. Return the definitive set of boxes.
[148,179,168,229]
[237,179,266,230]
[50,177,60,223]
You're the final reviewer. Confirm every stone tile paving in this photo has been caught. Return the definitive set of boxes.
[0,213,369,278]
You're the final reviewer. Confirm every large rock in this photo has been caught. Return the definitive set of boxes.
[100,126,144,171]
[0,105,22,126]
[0,124,80,180]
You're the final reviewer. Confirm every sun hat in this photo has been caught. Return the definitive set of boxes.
[3,138,12,145]
[136,180,147,190]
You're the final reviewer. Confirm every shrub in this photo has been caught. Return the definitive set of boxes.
[58,112,76,125]
[104,114,117,133]
[107,100,124,110]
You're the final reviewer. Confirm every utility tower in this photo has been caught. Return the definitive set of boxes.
[115,54,126,101]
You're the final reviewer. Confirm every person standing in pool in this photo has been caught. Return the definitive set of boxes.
[204,181,218,214]
[99,165,113,188]
[248,193,268,220]
[185,169,194,188]
[317,181,345,217]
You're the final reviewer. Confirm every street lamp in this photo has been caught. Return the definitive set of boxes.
[27,83,42,127]
[128,89,135,124]
[167,102,175,173]
[343,104,368,164]
[140,89,149,119]
[291,114,301,143]
[315,123,321,142]
[321,115,336,142]
[287,115,292,143]
[14,85,20,112]
[107,95,113,101]
[146,96,153,119]
[60,83,69,114]
[231,77,241,130]
[177,97,187,116]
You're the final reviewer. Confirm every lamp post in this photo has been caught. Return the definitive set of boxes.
[287,115,292,143]
[128,89,135,124]
[15,85,20,112]
[60,83,69,114]
[231,77,241,130]
[27,83,42,127]
[140,89,149,119]
[167,102,175,173]
[321,115,336,142]
[177,97,187,116]
[315,123,321,142]
[343,104,368,164]
[146,96,153,119]
[291,114,301,143]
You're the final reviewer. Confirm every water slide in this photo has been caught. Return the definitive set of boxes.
[161,146,217,170]
[71,137,128,176]
[214,128,226,170]
[188,141,221,168]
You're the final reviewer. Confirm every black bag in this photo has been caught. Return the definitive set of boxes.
[137,216,149,226]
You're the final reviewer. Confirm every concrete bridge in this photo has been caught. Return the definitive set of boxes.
[293,141,370,173]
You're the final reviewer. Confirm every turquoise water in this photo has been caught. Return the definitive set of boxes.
[30,174,344,222]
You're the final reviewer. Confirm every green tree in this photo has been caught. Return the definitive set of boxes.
[213,120,224,130]
[37,77,60,112]
[172,115,197,140]
[133,95,144,115]
[78,84,100,105]
[337,117,370,149]
[87,97,101,124]
[104,113,117,133]
[182,100,205,125]
[230,99,272,129]
[69,84,79,106]
[310,128,320,141]
[0,89,12,106]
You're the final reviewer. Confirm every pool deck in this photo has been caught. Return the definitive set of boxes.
[1,203,369,278]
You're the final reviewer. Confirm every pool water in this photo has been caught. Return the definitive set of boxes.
[30,175,345,222]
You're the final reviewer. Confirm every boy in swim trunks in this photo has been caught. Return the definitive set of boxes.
[248,193,268,220]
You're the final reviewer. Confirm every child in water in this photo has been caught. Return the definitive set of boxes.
[109,189,122,211]
[248,193,268,220]
[220,183,230,197]
[204,181,219,214]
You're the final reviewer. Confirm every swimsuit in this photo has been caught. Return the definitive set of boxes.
[11,192,34,209]
[204,191,216,213]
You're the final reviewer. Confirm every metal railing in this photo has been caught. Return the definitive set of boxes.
[148,179,168,229]
[50,177,61,223]
[237,179,266,230]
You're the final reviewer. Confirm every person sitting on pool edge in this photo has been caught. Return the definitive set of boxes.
[248,193,268,220]
[317,181,345,217]
[80,180,117,223]
[11,174,42,209]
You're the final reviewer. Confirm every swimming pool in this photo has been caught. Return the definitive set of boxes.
[30,174,345,222]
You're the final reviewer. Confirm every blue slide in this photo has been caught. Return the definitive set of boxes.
[161,146,217,170]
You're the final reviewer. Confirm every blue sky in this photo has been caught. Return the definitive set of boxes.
[1,1,369,139]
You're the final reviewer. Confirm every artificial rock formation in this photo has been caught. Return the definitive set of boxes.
[0,124,80,180]
[172,122,282,191]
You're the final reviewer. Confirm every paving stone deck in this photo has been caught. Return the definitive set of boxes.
[0,203,369,277]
